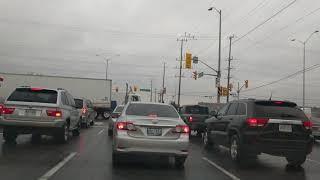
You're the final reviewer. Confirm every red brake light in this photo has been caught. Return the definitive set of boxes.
[303,121,313,130]
[81,108,87,114]
[2,106,15,114]
[31,87,44,91]
[0,104,4,115]
[274,101,284,104]
[246,118,269,127]
[46,109,62,117]
[174,125,190,133]
[116,122,136,131]
[188,116,193,122]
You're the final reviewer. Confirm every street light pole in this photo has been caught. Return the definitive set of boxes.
[105,59,110,80]
[209,6,222,103]
[291,30,318,107]
[96,54,120,80]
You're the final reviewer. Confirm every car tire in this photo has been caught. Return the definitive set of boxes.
[73,123,81,137]
[103,112,110,120]
[55,124,69,143]
[3,128,17,144]
[175,156,186,168]
[203,129,213,149]
[31,133,42,144]
[230,135,244,163]
[108,129,113,136]
[286,155,306,167]
[90,120,94,126]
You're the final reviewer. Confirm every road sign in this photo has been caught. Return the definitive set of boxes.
[140,88,151,92]
[198,72,204,78]
[192,56,199,64]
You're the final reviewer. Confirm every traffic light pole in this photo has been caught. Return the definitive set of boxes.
[177,40,183,109]
[226,35,234,103]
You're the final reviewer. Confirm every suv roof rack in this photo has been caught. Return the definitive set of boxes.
[57,88,66,91]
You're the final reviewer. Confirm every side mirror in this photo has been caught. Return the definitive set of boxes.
[210,110,217,117]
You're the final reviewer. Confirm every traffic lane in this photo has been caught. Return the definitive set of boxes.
[203,143,320,180]
[50,132,231,180]
[308,141,320,162]
[0,122,106,180]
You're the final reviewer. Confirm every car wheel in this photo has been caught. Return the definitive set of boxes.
[103,112,110,119]
[230,135,243,163]
[73,123,81,137]
[56,124,69,143]
[90,120,94,126]
[3,128,17,144]
[203,129,213,149]
[175,156,186,168]
[286,155,306,167]
[31,133,42,144]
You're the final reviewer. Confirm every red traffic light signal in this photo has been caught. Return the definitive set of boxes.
[192,71,197,80]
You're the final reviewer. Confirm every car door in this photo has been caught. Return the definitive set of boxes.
[86,100,94,122]
[208,104,229,145]
[66,92,78,129]
[214,103,238,146]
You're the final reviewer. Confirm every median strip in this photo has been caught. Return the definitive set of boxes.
[202,157,240,180]
[38,152,77,180]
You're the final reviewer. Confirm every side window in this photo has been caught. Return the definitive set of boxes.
[61,92,68,105]
[236,103,246,115]
[226,103,238,116]
[66,93,75,107]
[218,104,229,116]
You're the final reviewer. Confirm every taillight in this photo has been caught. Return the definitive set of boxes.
[246,118,269,127]
[188,116,193,122]
[174,125,190,133]
[81,108,87,114]
[2,106,15,115]
[111,114,119,118]
[46,109,62,117]
[303,121,313,130]
[0,104,4,115]
[116,122,136,131]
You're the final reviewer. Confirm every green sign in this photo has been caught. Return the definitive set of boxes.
[140,88,151,92]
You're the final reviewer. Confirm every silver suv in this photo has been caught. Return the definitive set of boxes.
[0,87,81,143]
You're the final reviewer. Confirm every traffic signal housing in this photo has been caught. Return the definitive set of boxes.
[245,80,249,88]
[192,71,197,80]
[185,53,192,69]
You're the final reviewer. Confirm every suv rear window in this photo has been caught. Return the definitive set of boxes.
[7,88,57,104]
[185,106,209,115]
[254,101,307,119]
[126,104,179,118]
[74,99,83,109]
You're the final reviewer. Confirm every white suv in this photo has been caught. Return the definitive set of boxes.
[0,87,81,143]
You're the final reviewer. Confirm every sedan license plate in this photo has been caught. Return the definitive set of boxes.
[26,109,40,116]
[279,124,292,132]
[147,128,162,136]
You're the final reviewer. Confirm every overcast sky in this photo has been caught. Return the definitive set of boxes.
[0,0,320,106]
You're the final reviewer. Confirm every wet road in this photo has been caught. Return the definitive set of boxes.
[0,120,320,180]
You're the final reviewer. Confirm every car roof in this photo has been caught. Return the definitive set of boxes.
[232,99,296,104]
[129,102,171,106]
[16,87,59,92]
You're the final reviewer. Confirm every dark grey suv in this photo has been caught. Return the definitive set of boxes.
[203,99,314,167]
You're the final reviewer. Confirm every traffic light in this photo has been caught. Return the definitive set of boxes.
[245,80,249,88]
[229,83,233,91]
[133,86,138,92]
[218,86,222,96]
[185,52,192,69]
[115,87,119,92]
[192,71,197,80]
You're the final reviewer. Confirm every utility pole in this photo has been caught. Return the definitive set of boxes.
[125,83,129,104]
[227,35,234,102]
[161,62,166,103]
[237,82,240,100]
[208,6,222,103]
[177,33,195,110]
[154,88,157,102]
[150,80,153,102]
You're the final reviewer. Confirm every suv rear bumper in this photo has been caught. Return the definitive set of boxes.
[0,118,65,128]
[244,137,314,156]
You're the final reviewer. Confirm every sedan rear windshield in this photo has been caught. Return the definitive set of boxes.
[254,101,307,120]
[185,106,209,115]
[7,88,57,104]
[126,104,179,118]
[74,99,83,109]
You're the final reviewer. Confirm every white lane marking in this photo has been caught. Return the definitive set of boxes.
[97,129,105,135]
[95,122,104,126]
[202,157,240,180]
[307,158,320,166]
[38,152,77,180]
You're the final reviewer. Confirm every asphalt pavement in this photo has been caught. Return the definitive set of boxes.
[0,121,320,180]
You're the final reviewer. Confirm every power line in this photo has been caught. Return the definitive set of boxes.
[242,64,320,93]
[232,0,297,45]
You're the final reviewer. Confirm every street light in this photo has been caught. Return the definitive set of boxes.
[96,54,120,80]
[291,30,318,108]
[208,6,222,103]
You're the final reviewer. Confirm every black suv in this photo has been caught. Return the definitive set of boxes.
[203,99,314,167]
